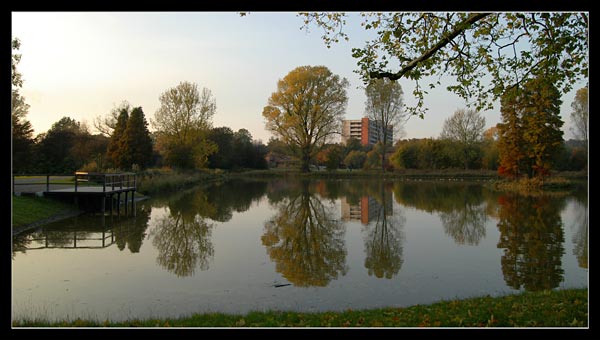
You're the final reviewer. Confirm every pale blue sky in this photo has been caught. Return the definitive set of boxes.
[12,12,584,142]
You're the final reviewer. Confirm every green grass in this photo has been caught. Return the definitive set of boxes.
[12,195,79,229]
[235,168,499,180]
[488,176,582,196]
[12,288,587,327]
[14,175,76,184]
[136,168,226,195]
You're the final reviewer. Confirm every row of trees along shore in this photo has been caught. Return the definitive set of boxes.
[12,12,588,179]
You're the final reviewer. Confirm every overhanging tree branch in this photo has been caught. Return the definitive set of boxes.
[370,13,491,81]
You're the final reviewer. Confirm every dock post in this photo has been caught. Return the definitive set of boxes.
[46,175,50,192]
[117,193,121,215]
[125,191,128,215]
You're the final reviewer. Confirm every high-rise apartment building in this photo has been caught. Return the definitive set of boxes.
[341,118,393,146]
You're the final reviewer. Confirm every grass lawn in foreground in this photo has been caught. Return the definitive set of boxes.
[12,195,79,228]
[12,288,587,327]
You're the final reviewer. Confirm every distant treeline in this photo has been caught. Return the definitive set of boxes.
[12,115,268,174]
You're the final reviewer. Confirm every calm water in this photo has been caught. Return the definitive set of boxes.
[12,178,588,322]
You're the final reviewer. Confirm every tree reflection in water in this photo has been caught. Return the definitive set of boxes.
[496,193,566,291]
[439,202,487,246]
[393,181,488,246]
[150,190,215,277]
[262,180,347,287]
[362,182,405,279]
[149,180,269,277]
[570,191,588,269]
[113,204,152,253]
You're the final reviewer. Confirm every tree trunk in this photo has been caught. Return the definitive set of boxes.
[381,143,387,174]
[300,146,311,173]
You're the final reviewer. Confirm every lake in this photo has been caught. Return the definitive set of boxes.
[12,178,588,322]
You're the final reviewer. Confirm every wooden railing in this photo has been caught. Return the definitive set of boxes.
[12,172,137,194]
[74,172,137,192]
[12,173,74,194]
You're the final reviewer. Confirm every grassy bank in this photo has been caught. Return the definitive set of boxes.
[488,175,587,196]
[136,168,227,195]
[12,195,80,232]
[235,168,500,180]
[13,288,587,327]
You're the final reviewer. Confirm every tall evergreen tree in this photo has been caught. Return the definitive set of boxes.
[498,75,563,178]
[521,77,564,177]
[106,107,129,168]
[497,90,525,178]
[118,107,153,170]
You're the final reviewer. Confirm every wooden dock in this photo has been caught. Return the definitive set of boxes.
[29,172,137,214]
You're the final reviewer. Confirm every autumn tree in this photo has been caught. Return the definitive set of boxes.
[301,13,588,117]
[344,150,366,170]
[497,75,564,178]
[117,107,153,170]
[323,144,345,170]
[481,126,499,170]
[11,37,34,174]
[570,86,588,147]
[364,143,384,170]
[440,108,485,169]
[152,81,217,169]
[105,106,130,168]
[364,78,406,173]
[263,65,349,172]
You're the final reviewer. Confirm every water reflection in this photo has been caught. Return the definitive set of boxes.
[496,194,566,291]
[201,180,268,222]
[12,178,588,320]
[150,190,216,277]
[147,179,268,277]
[262,180,348,287]
[570,190,588,269]
[393,181,488,245]
[361,182,405,279]
[12,206,151,259]
[114,205,151,253]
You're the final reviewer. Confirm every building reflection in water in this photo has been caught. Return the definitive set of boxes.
[341,195,393,225]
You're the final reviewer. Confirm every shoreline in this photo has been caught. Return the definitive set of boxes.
[12,196,150,236]
[12,288,587,327]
